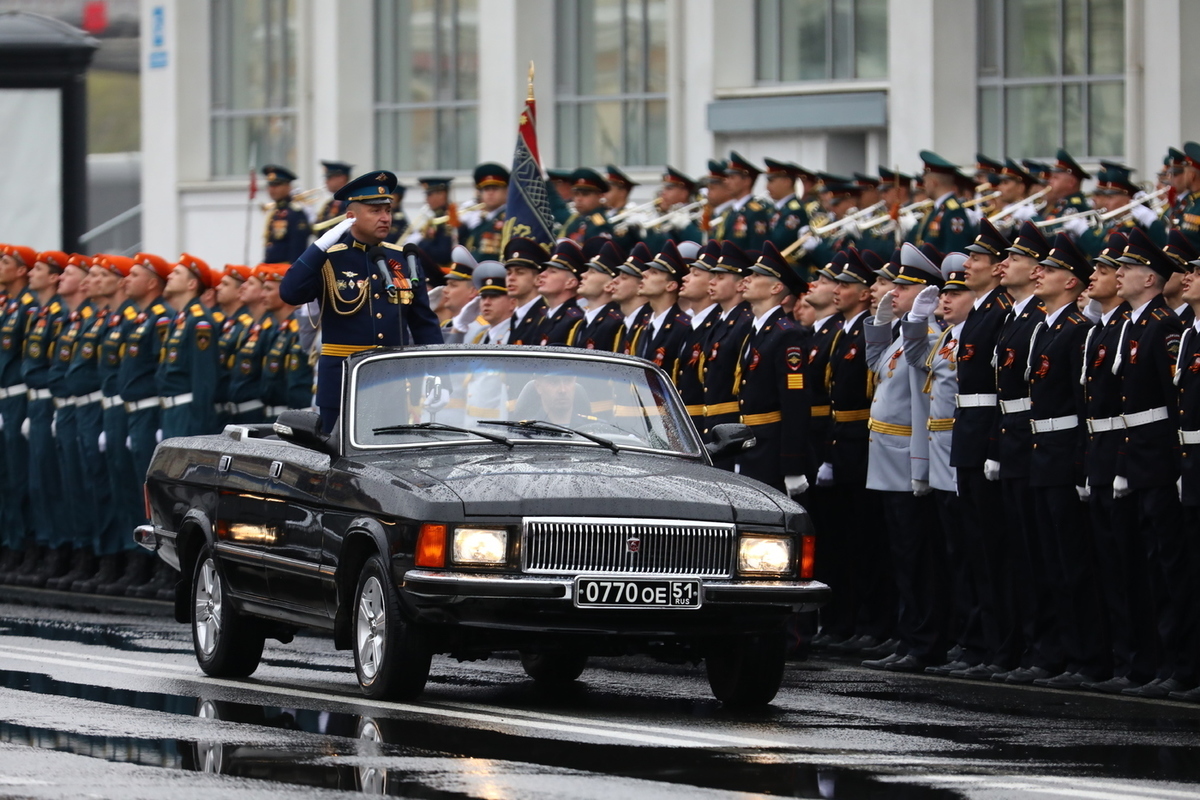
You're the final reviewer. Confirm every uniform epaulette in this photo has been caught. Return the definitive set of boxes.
[605,307,623,320]
[190,304,205,317]
[238,312,254,325]
[122,306,138,320]
[996,293,1013,310]
[288,318,299,332]
[261,317,274,329]
[49,301,61,314]
[211,310,226,324]
[81,306,94,318]
[565,305,585,319]
[1069,195,1086,206]
[1151,308,1173,321]
[945,198,961,210]
[327,243,349,253]
[151,303,166,315]
[787,199,801,210]
[381,241,404,252]
[475,315,487,326]
[777,316,796,330]
[591,212,606,225]
[20,294,32,305]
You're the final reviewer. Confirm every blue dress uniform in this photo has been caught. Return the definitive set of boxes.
[1026,235,1109,686]
[21,277,67,562]
[947,222,1018,675]
[1111,229,1194,695]
[459,163,509,262]
[631,241,691,375]
[559,168,614,244]
[991,223,1055,681]
[699,243,754,447]
[412,177,456,278]
[278,170,442,431]
[315,160,353,229]
[97,296,140,567]
[504,237,551,346]
[531,241,587,346]
[674,242,722,427]
[156,256,220,439]
[0,271,37,561]
[733,243,811,492]
[262,165,312,264]
[568,241,627,352]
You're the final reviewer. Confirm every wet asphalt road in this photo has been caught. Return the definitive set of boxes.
[1,599,1200,799]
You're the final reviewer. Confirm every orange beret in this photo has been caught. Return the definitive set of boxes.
[38,251,69,271]
[96,254,134,277]
[223,264,253,282]
[5,245,37,268]
[176,252,215,289]
[133,252,173,281]
[252,262,288,283]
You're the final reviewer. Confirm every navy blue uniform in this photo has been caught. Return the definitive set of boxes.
[155,298,220,438]
[633,305,690,377]
[22,296,67,547]
[568,301,624,352]
[278,235,442,427]
[700,303,754,442]
[674,306,720,430]
[0,289,37,549]
[532,298,585,347]
[264,199,312,263]
[509,298,546,346]
[119,297,172,524]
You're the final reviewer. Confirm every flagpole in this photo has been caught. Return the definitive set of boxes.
[244,141,258,265]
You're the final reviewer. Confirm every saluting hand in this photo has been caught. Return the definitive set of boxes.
[873,290,896,326]
[908,286,940,323]
[315,217,354,251]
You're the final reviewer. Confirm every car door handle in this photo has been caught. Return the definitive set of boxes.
[270,460,283,479]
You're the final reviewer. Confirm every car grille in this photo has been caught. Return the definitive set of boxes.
[521,517,736,577]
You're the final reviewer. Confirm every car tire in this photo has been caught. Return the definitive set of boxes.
[519,651,588,686]
[705,632,786,707]
[191,545,265,678]
[353,554,431,700]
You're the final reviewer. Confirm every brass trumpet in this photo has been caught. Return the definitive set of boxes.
[261,187,324,211]
[642,200,703,230]
[988,186,1051,222]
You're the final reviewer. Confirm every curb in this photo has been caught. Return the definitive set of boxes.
[0,584,175,617]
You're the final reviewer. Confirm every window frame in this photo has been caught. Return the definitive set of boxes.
[754,0,889,84]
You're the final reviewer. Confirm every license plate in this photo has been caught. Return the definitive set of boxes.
[574,577,702,609]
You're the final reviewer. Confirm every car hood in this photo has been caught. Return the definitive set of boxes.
[355,446,793,526]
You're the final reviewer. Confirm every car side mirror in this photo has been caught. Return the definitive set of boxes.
[273,409,334,454]
[705,423,756,460]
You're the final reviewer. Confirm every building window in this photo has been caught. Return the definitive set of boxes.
[755,0,888,83]
[977,0,1125,159]
[210,0,297,179]
[375,0,479,173]
[556,0,668,168]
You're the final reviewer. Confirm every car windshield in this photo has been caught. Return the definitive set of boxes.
[348,350,703,456]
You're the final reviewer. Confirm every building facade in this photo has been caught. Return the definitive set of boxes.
[139,0,1200,264]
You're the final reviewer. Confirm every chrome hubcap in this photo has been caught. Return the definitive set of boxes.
[356,576,386,681]
[196,699,223,773]
[194,558,222,657]
[357,717,386,794]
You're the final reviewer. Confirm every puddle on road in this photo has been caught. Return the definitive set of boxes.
[0,618,181,653]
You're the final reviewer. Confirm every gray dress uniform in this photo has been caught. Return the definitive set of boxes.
[905,319,959,493]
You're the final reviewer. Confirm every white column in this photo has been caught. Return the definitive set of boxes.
[678,0,717,177]
[1138,0,1197,177]
[477,0,555,168]
[310,0,379,177]
[140,0,182,255]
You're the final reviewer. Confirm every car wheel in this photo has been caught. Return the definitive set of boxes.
[705,632,786,707]
[519,651,588,686]
[353,554,431,700]
[191,545,265,677]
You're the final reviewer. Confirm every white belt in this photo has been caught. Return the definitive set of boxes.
[124,397,161,413]
[27,388,52,402]
[74,390,104,407]
[160,393,194,409]
[1087,415,1125,434]
[1123,406,1169,428]
[228,400,264,414]
[264,404,288,417]
[956,393,997,408]
[1180,429,1200,445]
[999,397,1032,414]
[101,395,124,410]
[1031,414,1079,434]
[52,396,73,409]
[0,383,28,400]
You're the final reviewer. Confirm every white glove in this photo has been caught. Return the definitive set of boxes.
[423,377,450,414]
[1082,298,1102,323]
[155,428,163,443]
[1113,475,1130,499]
[984,459,1001,481]
[20,418,29,439]
[797,228,820,253]
[451,295,482,334]
[98,431,106,453]
[784,474,809,497]
[816,462,834,487]
[314,217,354,251]
[1011,204,1038,222]
[1076,483,1090,501]
[125,435,132,450]
[873,290,896,326]
[1062,216,1090,237]
[1130,204,1158,227]
[912,479,932,497]
[909,286,940,323]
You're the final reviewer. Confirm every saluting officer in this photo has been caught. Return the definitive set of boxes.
[262,165,312,264]
[560,168,614,243]
[279,170,442,432]
[156,255,219,439]
[734,241,811,494]
[315,160,353,228]
[712,152,770,250]
[569,240,626,351]
[504,237,551,346]
[460,163,509,262]
[532,240,586,346]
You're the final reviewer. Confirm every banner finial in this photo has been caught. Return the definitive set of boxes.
[527,61,535,101]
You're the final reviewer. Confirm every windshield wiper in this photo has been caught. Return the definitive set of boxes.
[477,419,620,453]
[371,421,514,448]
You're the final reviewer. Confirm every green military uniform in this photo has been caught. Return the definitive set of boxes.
[713,197,771,249]
[559,167,613,243]
[22,291,67,551]
[1077,163,1165,260]
[66,300,114,565]
[215,303,254,423]
[226,312,276,424]
[460,163,509,261]
[97,300,139,560]
[155,296,219,438]
[0,285,37,555]
[546,169,575,225]
[909,194,975,253]
[118,293,172,528]
[260,314,314,414]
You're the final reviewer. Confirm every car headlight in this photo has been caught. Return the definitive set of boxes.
[738,536,792,575]
[452,527,508,565]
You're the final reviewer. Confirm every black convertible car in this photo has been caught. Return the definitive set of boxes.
[136,345,828,706]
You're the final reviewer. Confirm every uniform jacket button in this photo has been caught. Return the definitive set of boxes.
[376,313,383,319]
[377,333,384,340]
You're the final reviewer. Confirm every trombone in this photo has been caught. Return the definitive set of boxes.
[858,198,934,233]
[607,198,660,225]
[988,186,1051,222]
[779,201,886,258]
[962,191,1001,210]
[642,200,704,230]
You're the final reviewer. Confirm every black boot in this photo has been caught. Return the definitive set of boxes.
[73,553,122,594]
[131,559,174,598]
[47,547,95,591]
[0,546,19,579]
[98,551,152,596]
[16,544,71,588]
[3,544,44,584]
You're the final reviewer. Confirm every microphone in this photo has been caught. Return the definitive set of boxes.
[367,246,397,298]
[402,242,423,280]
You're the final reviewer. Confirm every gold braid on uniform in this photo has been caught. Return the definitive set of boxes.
[320,258,370,316]
[923,326,953,394]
